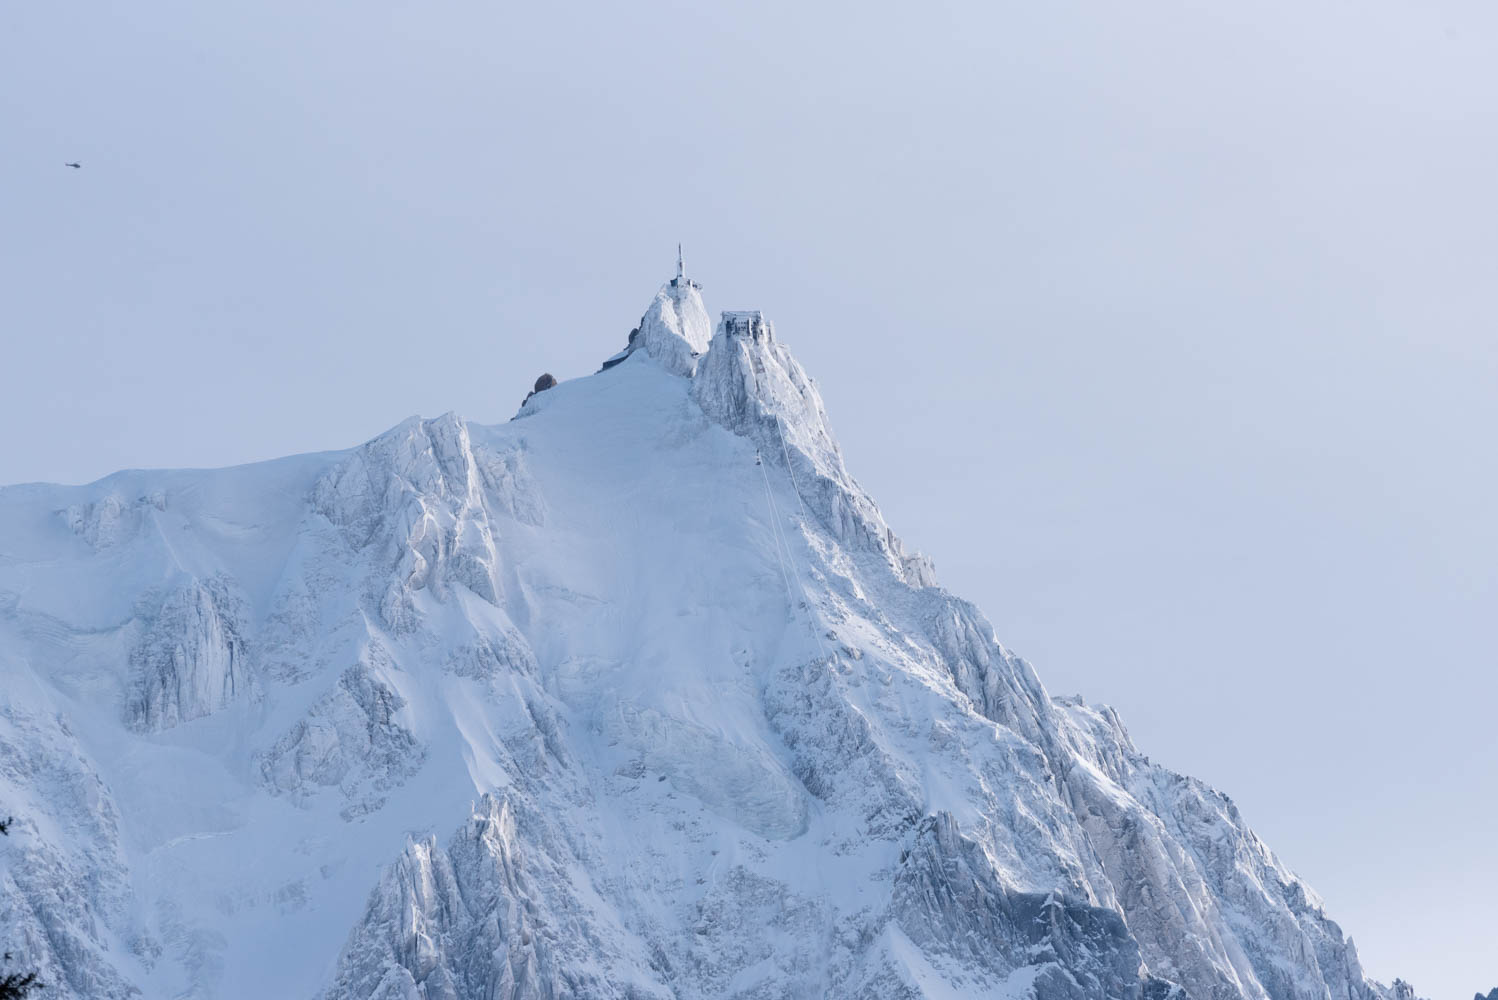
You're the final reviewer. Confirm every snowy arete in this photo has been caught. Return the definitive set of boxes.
[0,263,1425,1000]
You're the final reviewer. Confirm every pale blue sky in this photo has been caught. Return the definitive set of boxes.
[3,2,1494,995]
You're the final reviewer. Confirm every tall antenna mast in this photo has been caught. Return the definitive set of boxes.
[670,243,699,290]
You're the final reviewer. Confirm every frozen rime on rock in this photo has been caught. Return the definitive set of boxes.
[622,280,713,378]
[323,794,661,1000]
[1055,700,1394,1000]
[0,272,1432,1000]
[259,655,425,818]
[443,628,538,680]
[0,706,142,1000]
[692,309,937,588]
[127,576,252,731]
[61,490,165,550]
[310,413,530,630]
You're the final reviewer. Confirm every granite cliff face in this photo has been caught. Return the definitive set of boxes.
[0,275,1422,999]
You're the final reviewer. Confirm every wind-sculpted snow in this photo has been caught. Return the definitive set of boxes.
[0,278,1425,1000]
[609,701,808,840]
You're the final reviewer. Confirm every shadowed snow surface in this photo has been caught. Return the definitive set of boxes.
[0,294,1416,1000]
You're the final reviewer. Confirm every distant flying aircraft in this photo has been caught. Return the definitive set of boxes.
[65,162,81,169]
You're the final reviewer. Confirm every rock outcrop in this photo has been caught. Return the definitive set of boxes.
[127,576,251,731]
[618,280,711,378]
[692,309,936,588]
[259,655,425,818]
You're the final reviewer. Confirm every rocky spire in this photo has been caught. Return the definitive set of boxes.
[603,250,710,376]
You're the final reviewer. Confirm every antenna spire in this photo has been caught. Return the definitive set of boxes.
[670,243,699,290]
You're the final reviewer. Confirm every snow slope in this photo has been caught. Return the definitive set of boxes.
[0,277,1418,999]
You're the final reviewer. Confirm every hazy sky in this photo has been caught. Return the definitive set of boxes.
[3,2,1494,995]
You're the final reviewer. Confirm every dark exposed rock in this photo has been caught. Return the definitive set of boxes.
[893,811,1179,1000]
[520,373,559,410]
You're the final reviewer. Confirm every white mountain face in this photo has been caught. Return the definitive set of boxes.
[0,275,1421,1000]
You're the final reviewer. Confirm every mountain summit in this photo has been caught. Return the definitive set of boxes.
[0,271,1418,999]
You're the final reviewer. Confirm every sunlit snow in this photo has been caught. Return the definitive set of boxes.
[0,278,1412,1000]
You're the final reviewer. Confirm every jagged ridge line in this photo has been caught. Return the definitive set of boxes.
[771,411,833,665]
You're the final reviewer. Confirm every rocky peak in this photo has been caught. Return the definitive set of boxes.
[692,306,936,588]
[626,279,712,377]
[0,269,1434,1000]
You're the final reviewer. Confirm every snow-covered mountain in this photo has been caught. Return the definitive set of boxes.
[0,271,1419,999]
